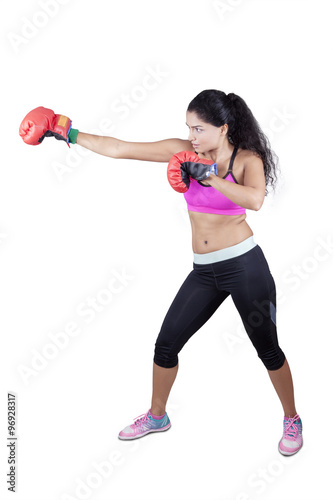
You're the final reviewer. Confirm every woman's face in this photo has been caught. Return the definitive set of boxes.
[186,111,226,153]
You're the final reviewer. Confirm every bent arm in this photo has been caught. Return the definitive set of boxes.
[76,132,193,163]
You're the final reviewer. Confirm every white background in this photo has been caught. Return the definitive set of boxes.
[1,0,332,499]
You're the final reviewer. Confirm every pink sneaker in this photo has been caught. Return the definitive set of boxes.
[278,414,303,456]
[118,409,171,440]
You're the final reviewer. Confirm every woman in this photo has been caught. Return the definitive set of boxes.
[19,90,303,456]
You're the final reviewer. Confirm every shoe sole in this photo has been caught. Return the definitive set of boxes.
[278,438,303,456]
[118,423,171,440]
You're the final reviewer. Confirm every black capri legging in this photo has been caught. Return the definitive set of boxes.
[153,240,286,371]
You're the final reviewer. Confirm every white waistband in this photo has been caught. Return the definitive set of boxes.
[193,236,257,264]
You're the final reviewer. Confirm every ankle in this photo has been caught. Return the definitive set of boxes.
[150,407,166,416]
[284,411,298,419]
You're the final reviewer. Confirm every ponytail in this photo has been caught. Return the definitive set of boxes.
[187,89,280,196]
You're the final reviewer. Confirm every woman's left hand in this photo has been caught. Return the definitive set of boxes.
[200,175,214,186]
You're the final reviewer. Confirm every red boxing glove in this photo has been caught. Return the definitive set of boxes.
[19,106,72,147]
[167,151,217,193]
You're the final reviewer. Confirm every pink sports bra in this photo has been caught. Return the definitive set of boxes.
[183,146,246,215]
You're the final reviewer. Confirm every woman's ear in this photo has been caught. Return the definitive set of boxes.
[220,123,228,136]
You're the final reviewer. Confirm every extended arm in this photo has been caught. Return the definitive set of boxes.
[18,105,192,164]
[76,132,192,163]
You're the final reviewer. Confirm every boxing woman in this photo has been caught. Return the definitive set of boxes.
[19,90,303,456]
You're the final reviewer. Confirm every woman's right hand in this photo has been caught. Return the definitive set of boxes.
[19,106,76,147]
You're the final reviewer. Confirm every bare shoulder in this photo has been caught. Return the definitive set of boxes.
[237,148,264,169]
[233,148,264,187]
[236,148,265,202]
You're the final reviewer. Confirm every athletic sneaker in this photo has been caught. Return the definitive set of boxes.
[278,414,303,456]
[118,409,171,440]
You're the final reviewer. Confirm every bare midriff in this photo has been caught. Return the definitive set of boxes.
[188,210,254,254]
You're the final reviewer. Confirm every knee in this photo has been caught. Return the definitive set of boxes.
[153,343,178,368]
[258,347,286,371]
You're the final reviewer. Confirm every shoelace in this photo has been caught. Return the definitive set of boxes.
[133,411,150,426]
[283,414,300,439]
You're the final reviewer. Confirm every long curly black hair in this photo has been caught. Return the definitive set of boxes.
[187,89,279,196]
